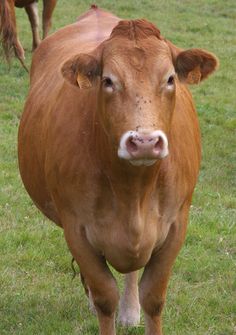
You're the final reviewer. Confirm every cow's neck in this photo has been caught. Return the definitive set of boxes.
[93,124,161,204]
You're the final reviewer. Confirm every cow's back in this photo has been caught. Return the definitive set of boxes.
[30,7,120,85]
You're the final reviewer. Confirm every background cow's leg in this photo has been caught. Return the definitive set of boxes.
[139,205,189,335]
[64,221,119,335]
[42,0,57,39]
[24,1,41,50]
[118,271,140,326]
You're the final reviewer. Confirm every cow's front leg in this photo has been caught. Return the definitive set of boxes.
[140,214,188,335]
[64,222,119,335]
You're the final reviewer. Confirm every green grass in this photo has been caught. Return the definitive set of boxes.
[0,0,235,334]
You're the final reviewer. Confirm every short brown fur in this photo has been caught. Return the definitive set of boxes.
[110,19,161,41]
[18,7,218,335]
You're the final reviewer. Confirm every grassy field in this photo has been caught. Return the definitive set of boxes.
[0,0,235,334]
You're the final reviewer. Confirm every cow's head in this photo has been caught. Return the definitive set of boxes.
[62,19,218,167]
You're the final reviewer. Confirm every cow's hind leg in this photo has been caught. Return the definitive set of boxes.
[64,221,119,335]
[0,0,25,63]
[80,271,97,314]
[24,1,41,50]
[118,271,140,326]
[139,206,189,335]
[42,0,57,38]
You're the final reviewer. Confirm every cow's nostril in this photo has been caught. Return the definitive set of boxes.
[154,136,164,152]
[126,137,138,153]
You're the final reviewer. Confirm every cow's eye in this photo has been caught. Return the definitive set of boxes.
[102,77,113,88]
[167,75,175,86]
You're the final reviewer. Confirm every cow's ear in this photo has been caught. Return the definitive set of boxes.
[175,49,219,84]
[61,53,101,88]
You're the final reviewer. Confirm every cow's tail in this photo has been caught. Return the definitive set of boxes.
[0,0,28,71]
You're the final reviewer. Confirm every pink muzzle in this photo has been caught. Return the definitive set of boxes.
[118,130,169,166]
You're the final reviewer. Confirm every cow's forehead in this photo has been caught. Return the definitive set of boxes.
[102,38,173,76]
[103,36,169,57]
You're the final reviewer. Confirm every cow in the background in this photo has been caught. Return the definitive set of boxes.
[18,6,218,335]
[0,0,57,68]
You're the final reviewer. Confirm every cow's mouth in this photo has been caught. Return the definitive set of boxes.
[129,159,157,166]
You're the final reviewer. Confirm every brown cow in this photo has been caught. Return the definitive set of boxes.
[0,0,57,67]
[18,6,218,335]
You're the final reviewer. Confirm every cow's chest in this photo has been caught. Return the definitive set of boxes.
[83,192,175,273]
